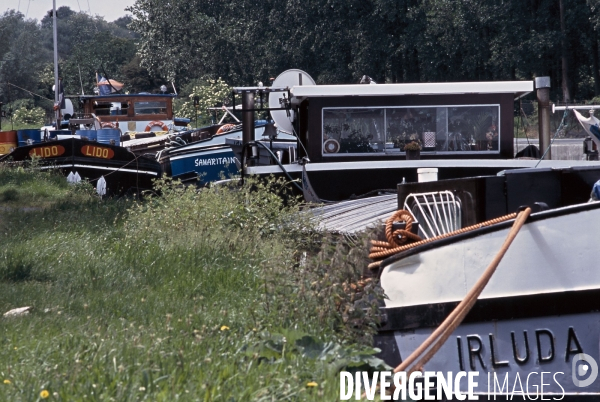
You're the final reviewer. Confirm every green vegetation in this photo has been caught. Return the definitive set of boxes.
[0,9,159,125]
[175,78,232,126]
[127,0,600,104]
[6,0,600,128]
[0,166,385,401]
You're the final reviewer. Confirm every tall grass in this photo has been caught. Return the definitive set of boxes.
[0,168,384,401]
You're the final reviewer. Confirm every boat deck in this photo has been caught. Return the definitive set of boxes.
[310,193,397,234]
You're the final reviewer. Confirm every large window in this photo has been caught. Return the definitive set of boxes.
[93,101,129,116]
[322,105,500,155]
[134,101,167,116]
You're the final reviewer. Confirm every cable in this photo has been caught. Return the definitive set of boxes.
[7,83,54,103]
[288,124,310,159]
[246,141,304,193]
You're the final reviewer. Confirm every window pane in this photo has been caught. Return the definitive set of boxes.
[93,101,113,116]
[445,106,499,151]
[386,107,438,152]
[322,104,500,155]
[323,108,385,154]
[134,101,167,116]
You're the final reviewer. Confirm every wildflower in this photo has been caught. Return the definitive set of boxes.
[139,386,146,392]
[3,379,11,384]
[40,390,50,399]
[220,325,230,331]
[306,381,318,387]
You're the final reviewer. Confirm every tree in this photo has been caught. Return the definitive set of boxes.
[0,11,49,107]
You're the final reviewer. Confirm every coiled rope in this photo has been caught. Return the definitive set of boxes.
[368,210,519,270]
[391,207,531,376]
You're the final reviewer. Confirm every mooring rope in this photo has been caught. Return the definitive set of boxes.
[368,210,519,270]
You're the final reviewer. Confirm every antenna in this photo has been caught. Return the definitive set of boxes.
[78,65,85,95]
[268,69,315,134]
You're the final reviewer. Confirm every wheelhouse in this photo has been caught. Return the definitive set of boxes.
[79,94,176,132]
[292,81,532,161]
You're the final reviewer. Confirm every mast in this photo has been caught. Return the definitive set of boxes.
[52,0,60,127]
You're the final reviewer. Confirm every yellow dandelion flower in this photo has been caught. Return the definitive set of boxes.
[306,381,318,387]
[3,379,11,384]
[220,325,230,331]
[40,390,50,399]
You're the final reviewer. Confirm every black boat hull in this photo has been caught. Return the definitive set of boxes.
[244,159,600,201]
[0,138,162,194]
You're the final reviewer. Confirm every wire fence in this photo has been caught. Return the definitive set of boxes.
[515,100,592,139]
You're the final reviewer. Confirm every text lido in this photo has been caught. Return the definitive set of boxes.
[29,145,65,158]
[81,145,115,159]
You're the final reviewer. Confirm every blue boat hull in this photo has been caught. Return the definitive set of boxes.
[160,122,296,185]
[168,146,238,183]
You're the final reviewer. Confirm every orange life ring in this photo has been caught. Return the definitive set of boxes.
[101,122,117,129]
[145,121,169,132]
[216,124,236,135]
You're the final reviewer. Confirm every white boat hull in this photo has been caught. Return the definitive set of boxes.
[380,203,600,308]
[376,202,600,397]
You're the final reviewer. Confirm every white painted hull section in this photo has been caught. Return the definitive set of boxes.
[380,203,600,309]
[394,312,600,395]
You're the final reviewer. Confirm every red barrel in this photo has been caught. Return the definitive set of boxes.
[0,131,17,155]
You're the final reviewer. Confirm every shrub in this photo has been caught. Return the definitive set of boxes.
[12,105,46,127]
[174,77,232,125]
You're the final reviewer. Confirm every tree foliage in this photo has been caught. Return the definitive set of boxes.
[4,0,600,117]
[0,11,49,110]
[0,7,158,121]
[174,78,231,124]
[127,0,600,101]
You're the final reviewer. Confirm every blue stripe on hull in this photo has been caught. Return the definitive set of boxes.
[170,149,238,182]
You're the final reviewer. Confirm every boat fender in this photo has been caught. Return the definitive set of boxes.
[216,124,236,135]
[323,138,340,153]
[145,121,169,132]
[591,180,600,202]
[101,122,118,129]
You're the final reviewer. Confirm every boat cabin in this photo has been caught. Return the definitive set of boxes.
[79,94,180,133]
[231,80,541,200]
[290,81,532,162]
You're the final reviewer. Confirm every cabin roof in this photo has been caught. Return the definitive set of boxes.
[78,94,177,100]
[290,81,533,99]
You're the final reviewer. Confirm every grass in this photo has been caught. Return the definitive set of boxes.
[0,166,384,401]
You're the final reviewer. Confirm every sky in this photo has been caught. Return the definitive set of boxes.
[3,0,136,22]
